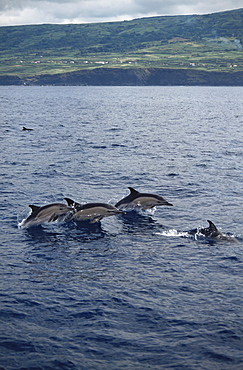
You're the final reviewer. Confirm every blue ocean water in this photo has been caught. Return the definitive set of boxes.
[0,85,243,369]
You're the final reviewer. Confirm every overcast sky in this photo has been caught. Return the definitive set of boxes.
[0,0,242,27]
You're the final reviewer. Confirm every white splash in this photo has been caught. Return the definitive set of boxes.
[155,229,189,237]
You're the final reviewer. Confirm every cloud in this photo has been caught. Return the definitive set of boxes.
[0,0,241,26]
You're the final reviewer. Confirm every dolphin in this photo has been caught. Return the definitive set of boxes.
[20,203,74,228]
[22,126,33,131]
[188,220,238,242]
[115,187,173,210]
[64,197,125,223]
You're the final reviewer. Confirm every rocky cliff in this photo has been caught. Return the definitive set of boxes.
[0,68,242,86]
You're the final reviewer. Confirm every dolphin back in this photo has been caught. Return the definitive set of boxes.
[115,187,173,209]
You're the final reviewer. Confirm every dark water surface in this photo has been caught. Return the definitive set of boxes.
[0,86,243,369]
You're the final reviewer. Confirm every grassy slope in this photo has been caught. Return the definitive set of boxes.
[0,8,242,77]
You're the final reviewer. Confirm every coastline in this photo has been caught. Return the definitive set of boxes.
[0,68,242,86]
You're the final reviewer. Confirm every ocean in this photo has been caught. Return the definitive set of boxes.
[0,85,242,369]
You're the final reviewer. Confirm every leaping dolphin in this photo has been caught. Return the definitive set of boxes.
[188,220,237,242]
[20,203,73,228]
[64,197,125,223]
[115,187,173,210]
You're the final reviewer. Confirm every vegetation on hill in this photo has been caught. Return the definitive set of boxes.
[0,8,242,79]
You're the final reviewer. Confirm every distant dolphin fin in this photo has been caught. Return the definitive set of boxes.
[128,187,139,195]
[207,220,218,232]
[22,126,33,131]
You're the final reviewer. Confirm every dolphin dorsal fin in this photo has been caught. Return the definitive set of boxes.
[29,205,40,214]
[64,197,82,210]
[128,187,139,195]
[207,220,218,232]
[64,198,74,206]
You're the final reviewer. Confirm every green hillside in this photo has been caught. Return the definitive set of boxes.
[0,8,242,78]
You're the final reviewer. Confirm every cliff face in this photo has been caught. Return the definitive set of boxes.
[0,68,243,86]
[0,75,23,85]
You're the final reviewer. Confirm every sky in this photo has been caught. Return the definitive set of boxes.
[0,0,242,27]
